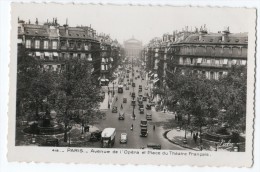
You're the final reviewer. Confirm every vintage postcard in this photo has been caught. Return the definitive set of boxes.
[8,3,256,167]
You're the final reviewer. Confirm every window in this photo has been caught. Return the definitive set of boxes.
[25,40,31,48]
[43,41,48,49]
[84,43,89,50]
[52,41,57,49]
[35,40,40,49]
[69,42,74,48]
[60,41,66,47]
[179,57,183,64]
[77,42,81,49]
[202,58,207,64]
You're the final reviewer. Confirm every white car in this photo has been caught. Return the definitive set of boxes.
[145,86,148,90]
[120,133,128,144]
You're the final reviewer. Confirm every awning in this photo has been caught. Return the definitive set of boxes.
[223,59,228,65]
[35,52,41,56]
[101,79,106,82]
[197,58,202,64]
[153,78,159,84]
[53,52,59,57]
[44,52,50,56]
[154,74,158,78]
[105,79,109,81]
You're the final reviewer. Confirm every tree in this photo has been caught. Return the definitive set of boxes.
[51,59,105,142]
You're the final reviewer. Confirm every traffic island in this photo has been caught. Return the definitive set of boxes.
[164,128,245,152]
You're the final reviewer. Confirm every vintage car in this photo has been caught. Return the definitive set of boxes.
[146,104,152,110]
[89,130,102,142]
[126,86,129,90]
[120,133,128,144]
[123,98,127,103]
[131,100,136,106]
[118,111,125,120]
[139,107,144,114]
[146,143,161,150]
[112,106,118,113]
[142,96,147,101]
[146,112,152,120]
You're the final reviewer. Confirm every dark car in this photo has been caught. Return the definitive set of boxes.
[132,82,135,87]
[118,112,125,120]
[139,108,144,114]
[146,104,151,110]
[143,96,147,101]
[123,98,127,103]
[147,143,161,150]
[112,106,118,113]
[132,92,136,98]
[89,131,102,142]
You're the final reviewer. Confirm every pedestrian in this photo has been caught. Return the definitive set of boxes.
[190,129,193,136]
[194,134,197,143]
[116,97,118,101]
[121,104,123,109]
[153,125,155,130]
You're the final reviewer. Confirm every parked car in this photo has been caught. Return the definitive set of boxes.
[145,86,148,90]
[112,106,118,113]
[123,98,127,103]
[89,130,102,142]
[120,133,127,144]
[118,112,125,120]
[131,100,136,106]
[126,86,129,90]
[147,143,161,150]
[146,112,152,120]
[143,96,147,101]
[150,101,156,106]
[140,120,148,127]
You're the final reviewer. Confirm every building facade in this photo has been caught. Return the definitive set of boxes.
[18,18,121,85]
[124,37,142,58]
[143,27,248,89]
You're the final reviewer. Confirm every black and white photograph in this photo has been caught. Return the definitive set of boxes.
[7,3,256,166]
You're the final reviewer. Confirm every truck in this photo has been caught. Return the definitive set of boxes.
[101,128,116,148]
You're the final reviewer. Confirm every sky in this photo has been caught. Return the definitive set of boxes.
[13,3,252,45]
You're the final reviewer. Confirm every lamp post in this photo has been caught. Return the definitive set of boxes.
[112,82,115,97]
[132,104,136,120]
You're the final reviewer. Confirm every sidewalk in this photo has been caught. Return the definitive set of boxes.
[165,128,244,151]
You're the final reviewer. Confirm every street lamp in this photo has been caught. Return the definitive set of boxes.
[132,104,136,120]
[112,82,115,97]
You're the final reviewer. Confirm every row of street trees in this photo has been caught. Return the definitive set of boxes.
[16,45,105,141]
[154,66,247,138]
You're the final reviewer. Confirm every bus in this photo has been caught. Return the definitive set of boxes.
[118,85,124,93]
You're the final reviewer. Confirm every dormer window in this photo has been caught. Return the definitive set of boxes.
[235,39,239,43]
[76,34,79,36]
[35,31,38,34]
[245,39,248,43]
[210,39,213,42]
[83,34,86,37]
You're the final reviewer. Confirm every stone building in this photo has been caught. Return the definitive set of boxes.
[17,18,121,85]
[124,37,142,58]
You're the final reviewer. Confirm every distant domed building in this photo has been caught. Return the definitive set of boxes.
[124,36,142,58]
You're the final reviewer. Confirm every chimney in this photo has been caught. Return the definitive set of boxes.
[222,26,230,42]
[35,18,38,25]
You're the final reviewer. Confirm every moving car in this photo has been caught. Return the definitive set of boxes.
[132,92,136,98]
[140,126,148,137]
[143,96,147,101]
[140,120,148,127]
[112,106,118,113]
[101,128,116,148]
[139,107,144,114]
[132,82,135,87]
[146,112,152,120]
[131,100,136,106]
[146,104,151,110]
[126,85,129,90]
[118,111,125,120]
[145,86,148,90]
[120,133,127,144]
[123,98,127,103]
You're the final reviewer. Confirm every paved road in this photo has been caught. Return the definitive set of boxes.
[95,66,184,150]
